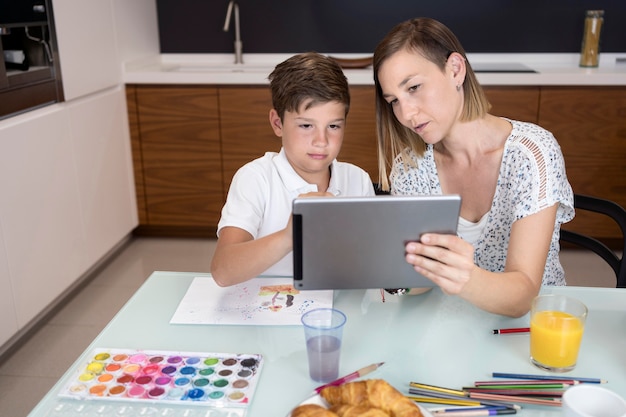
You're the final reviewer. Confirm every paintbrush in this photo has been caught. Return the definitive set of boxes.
[314,362,385,393]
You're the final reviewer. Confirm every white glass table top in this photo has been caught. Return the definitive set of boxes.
[29,271,626,417]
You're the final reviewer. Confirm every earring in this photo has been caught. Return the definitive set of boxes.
[456,84,462,91]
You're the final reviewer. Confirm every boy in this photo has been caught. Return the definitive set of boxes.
[210,52,375,286]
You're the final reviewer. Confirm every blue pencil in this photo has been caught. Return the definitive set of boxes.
[492,372,606,384]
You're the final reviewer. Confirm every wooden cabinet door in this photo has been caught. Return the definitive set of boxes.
[134,85,223,230]
[538,87,626,242]
[483,86,540,124]
[218,87,280,197]
[341,87,378,181]
[126,86,147,224]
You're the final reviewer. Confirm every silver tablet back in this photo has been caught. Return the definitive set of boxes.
[292,195,461,290]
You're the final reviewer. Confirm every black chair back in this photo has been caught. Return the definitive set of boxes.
[560,194,626,288]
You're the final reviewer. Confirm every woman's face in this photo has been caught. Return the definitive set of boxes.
[377,48,464,144]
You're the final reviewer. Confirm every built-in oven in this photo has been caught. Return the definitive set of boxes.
[0,0,63,120]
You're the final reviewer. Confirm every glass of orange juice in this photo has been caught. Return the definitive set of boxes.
[530,294,588,372]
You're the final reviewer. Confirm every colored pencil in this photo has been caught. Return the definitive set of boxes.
[408,388,520,409]
[408,388,466,400]
[410,382,466,396]
[313,362,384,393]
[474,379,579,386]
[467,383,570,389]
[430,406,510,413]
[492,327,530,334]
[433,409,517,416]
[463,388,564,397]
[407,396,486,407]
[468,392,562,407]
[491,372,607,384]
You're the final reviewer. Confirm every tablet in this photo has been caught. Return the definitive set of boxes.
[292,195,461,290]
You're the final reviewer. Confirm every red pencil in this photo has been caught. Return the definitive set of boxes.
[492,327,530,334]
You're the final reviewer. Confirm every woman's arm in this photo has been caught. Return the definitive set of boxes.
[404,204,558,317]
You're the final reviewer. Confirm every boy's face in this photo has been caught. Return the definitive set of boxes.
[269,100,346,184]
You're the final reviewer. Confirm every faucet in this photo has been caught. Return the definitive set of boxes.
[223,1,243,64]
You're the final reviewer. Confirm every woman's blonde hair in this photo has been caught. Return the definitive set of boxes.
[373,17,491,190]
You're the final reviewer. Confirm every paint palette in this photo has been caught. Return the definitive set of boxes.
[59,348,263,409]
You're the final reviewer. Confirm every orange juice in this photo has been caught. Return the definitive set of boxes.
[530,310,584,369]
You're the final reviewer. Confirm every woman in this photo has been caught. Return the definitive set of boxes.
[374,17,574,317]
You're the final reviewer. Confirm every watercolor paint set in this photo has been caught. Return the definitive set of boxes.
[59,348,264,409]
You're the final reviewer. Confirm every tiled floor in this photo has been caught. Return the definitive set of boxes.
[0,237,618,416]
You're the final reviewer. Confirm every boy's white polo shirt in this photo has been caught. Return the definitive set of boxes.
[217,148,374,276]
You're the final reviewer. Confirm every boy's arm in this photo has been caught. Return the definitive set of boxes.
[210,224,293,287]
[210,191,332,287]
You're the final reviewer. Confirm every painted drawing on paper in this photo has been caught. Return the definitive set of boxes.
[170,277,333,325]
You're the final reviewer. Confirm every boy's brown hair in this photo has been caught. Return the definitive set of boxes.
[268,52,350,120]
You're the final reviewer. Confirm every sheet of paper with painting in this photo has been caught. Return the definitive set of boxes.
[170,276,333,325]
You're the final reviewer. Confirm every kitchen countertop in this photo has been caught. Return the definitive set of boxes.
[124,53,626,86]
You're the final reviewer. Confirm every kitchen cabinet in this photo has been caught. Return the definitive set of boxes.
[127,84,624,246]
[0,235,17,348]
[0,106,87,328]
[218,87,280,197]
[52,0,121,100]
[0,0,154,356]
[126,87,146,225]
[127,85,223,234]
[67,88,138,265]
[0,88,137,336]
[538,87,626,244]
[342,87,379,180]
[484,86,540,124]
[129,85,541,236]
[130,86,381,236]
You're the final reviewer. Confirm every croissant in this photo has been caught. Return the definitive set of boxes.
[320,379,422,417]
[330,404,390,417]
[291,403,339,417]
